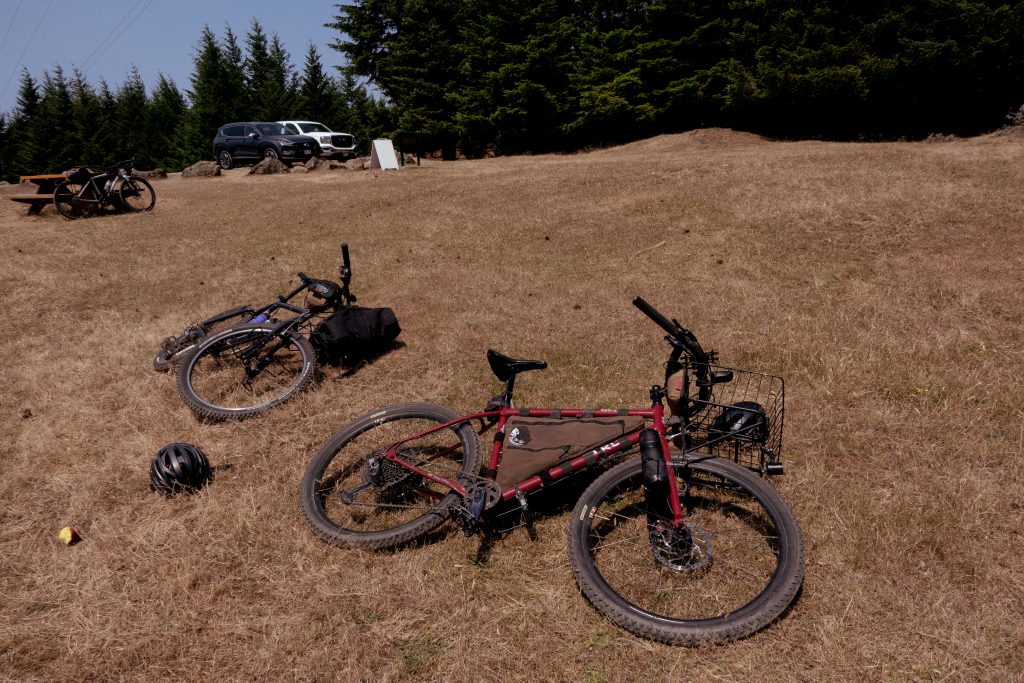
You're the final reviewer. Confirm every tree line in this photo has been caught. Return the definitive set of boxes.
[3,3,1023,179]
[0,20,389,181]
[331,0,1024,158]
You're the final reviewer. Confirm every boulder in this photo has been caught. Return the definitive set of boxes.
[249,157,291,175]
[182,161,221,178]
[133,168,168,179]
[304,157,332,171]
[345,157,369,171]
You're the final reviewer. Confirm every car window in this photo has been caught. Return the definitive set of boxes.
[283,123,299,134]
[256,123,288,135]
[244,125,260,136]
[223,125,245,136]
[301,122,331,133]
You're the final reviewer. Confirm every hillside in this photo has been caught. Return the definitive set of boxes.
[2,130,1022,681]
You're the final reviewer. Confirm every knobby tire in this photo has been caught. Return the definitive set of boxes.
[567,456,804,645]
[300,403,482,550]
[176,324,315,420]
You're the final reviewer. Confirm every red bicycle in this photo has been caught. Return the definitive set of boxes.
[300,297,804,645]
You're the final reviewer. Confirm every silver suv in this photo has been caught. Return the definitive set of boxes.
[278,121,357,160]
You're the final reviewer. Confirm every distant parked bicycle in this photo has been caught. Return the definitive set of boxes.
[53,159,156,219]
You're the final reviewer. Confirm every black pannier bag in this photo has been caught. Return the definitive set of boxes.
[496,416,645,488]
[311,306,400,365]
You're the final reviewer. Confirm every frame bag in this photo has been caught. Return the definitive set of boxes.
[312,306,400,365]
[497,416,644,487]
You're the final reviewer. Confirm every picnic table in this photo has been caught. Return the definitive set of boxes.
[5,173,65,214]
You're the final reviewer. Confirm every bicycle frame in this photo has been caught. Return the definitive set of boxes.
[375,400,687,525]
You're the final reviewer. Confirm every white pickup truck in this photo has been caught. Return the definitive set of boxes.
[278,121,357,160]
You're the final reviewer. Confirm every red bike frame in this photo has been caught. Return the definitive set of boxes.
[377,400,685,524]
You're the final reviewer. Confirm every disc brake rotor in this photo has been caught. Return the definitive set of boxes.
[651,523,712,572]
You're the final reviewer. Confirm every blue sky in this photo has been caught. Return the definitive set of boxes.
[0,0,348,115]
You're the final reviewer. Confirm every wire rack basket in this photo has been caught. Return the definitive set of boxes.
[677,363,785,474]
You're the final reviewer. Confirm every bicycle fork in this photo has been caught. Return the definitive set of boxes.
[639,427,702,570]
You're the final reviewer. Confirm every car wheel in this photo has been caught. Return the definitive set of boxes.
[218,150,233,170]
[263,147,279,160]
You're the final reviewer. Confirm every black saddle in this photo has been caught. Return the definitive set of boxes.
[486,349,547,382]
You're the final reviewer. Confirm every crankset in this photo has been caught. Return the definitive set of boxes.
[454,481,502,536]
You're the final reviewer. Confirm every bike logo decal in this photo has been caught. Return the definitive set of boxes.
[508,426,532,448]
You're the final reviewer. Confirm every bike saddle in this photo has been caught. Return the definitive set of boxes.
[486,349,548,382]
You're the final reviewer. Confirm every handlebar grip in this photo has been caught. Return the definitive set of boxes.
[341,243,350,270]
[632,296,679,337]
[297,272,311,283]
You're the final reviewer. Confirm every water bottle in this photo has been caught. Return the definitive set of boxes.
[250,313,269,324]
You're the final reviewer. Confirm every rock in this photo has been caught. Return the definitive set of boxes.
[304,157,331,171]
[345,157,369,171]
[292,165,309,173]
[249,157,291,175]
[133,168,167,179]
[328,161,346,170]
[182,161,221,177]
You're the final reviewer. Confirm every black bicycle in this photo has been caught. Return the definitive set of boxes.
[174,246,357,421]
[53,159,155,219]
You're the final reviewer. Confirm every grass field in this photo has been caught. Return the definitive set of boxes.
[2,128,1022,682]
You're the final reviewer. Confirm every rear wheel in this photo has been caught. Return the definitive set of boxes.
[567,456,804,645]
[176,324,316,420]
[301,403,481,550]
[53,181,92,219]
[119,176,156,211]
[154,310,256,372]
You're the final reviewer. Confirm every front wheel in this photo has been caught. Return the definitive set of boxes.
[262,147,279,160]
[567,456,804,645]
[119,176,156,212]
[176,324,316,420]
[217,149,233,169]
[300,403,482,550]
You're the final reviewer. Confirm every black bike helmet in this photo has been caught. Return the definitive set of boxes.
[150,442,212,495]
[709,401,769,443]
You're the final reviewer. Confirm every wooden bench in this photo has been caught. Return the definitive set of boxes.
[5,173,65,214]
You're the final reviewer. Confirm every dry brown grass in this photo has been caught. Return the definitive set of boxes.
[2,128,1023,682]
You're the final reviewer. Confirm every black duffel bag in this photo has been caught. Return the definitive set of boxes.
[311,306,401,365]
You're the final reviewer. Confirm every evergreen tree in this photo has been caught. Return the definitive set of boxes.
[265,35,299,119]
[38,66,76,171]
[181,25,228,162]
[11,69,46,174]
[221,26,249,122]
[94,80,120,166]
[298,44,338,124]
[68,69,103,167]
[329,0,467,158]
[114,67,150,165]
[147,75,187,169]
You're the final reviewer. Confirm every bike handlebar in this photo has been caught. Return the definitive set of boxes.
[632,296,679,338]
[632,296,709,363]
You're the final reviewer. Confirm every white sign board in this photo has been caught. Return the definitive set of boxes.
[369,139,400,170]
